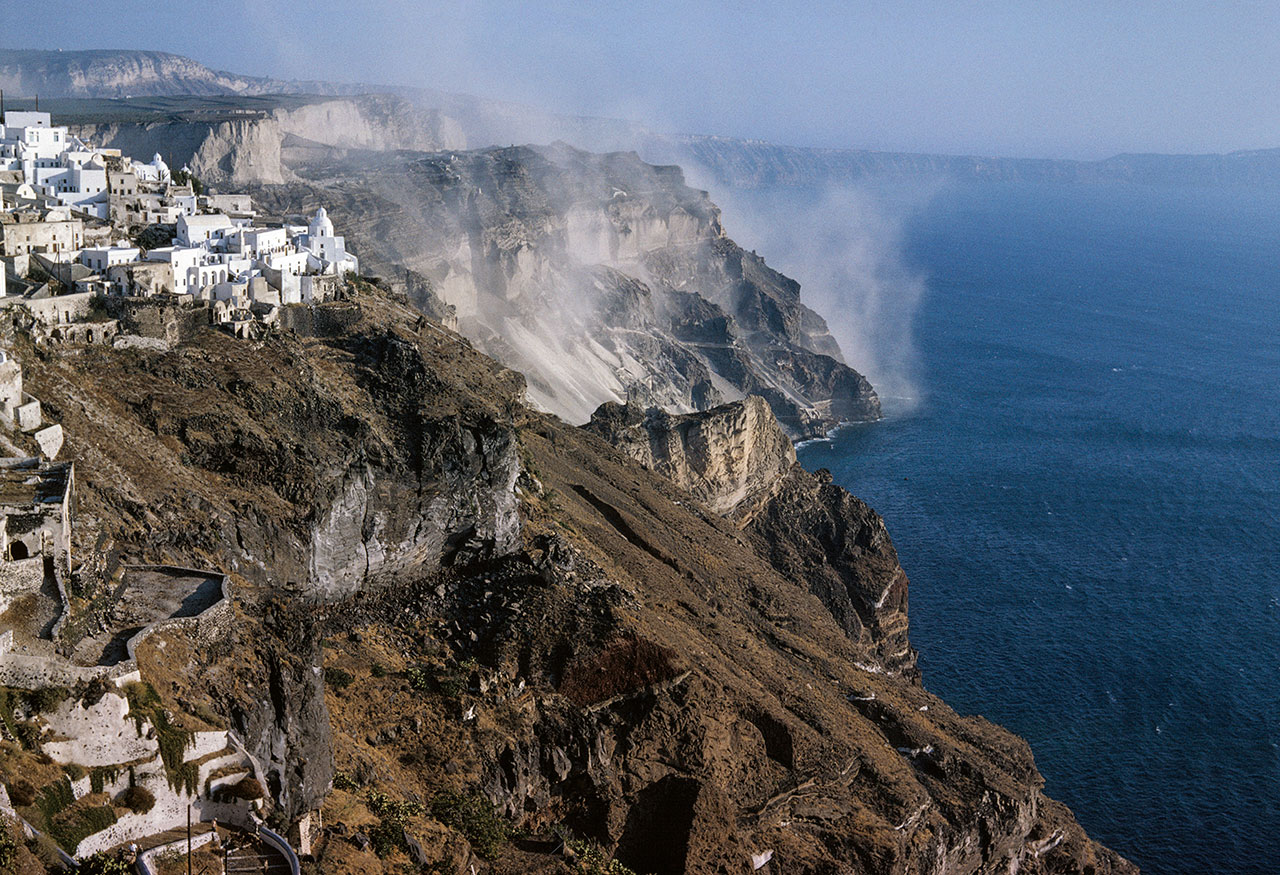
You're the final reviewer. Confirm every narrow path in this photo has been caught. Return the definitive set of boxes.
[224,832,292,875]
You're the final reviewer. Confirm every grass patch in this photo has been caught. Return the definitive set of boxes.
[123,683,197,794]
[324,667,354,691]
[429,789,509,858]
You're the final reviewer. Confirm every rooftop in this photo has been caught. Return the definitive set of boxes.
[0,458,72,509]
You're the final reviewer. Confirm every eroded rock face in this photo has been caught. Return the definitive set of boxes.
[586,396,796,517]
[250,143,881,437]
[301,408,1135,875]
[72,95,462,188]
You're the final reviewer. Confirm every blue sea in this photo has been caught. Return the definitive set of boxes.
[795,180,1280,874]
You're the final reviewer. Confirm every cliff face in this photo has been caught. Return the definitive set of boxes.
[587,396,915,676]
[0,49,268,98]
[19,288,1132,874]
[251,143,880,436]
[586,396,796,519]
[71,94,462,187]
[27,295,524,597]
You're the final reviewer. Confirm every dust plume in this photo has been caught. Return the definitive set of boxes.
[703,179,941,416]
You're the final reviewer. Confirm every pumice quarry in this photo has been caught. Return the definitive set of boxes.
[0,49,1137,875]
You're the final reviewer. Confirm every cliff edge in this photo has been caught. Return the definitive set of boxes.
[17,293,1134,874]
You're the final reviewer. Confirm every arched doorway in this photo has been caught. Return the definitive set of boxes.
[9,541,29,560]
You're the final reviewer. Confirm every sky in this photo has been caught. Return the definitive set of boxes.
[3,0,1280,159]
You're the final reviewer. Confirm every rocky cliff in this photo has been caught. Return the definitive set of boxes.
[68,94,463,187]
[586,396,796,519]
[15,287,1133,874]
[250,143,880,436]
[27,293,524,597]
[587,397,915,676]
[0,49,270,98]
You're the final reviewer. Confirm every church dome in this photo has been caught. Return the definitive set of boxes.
[309,206,334,238]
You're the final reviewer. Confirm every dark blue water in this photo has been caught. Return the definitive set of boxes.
[797,181,1280,874]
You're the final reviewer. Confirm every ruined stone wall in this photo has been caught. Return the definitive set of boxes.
[100,296,211,342]
[0,652,126,689]
[0,555,42,613]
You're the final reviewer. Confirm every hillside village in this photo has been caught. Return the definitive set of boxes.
[0,109,359,344]
[0,109,359,872]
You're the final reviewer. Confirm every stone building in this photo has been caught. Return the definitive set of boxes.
[0,457,73,568]
[0,208,84,258]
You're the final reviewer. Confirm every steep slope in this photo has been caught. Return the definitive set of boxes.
[19,287,1134,875]
[587,397,915,676]
[251,143,880,436]
[26,293,525,597]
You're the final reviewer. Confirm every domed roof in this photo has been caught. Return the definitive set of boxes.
[309,206,334,238]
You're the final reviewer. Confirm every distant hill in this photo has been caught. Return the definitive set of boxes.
[6,47,1280,189]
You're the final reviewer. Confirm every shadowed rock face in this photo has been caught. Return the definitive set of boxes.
[747,466,916,677]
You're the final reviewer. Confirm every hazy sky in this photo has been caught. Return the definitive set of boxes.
[5,0,1280,159]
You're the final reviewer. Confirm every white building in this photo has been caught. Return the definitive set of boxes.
[0,112,70,174]
[0,113,111,219]
[177,213,235,248]
[301,207,358,276]
[229,226,289,258]
[132,153,171,185]
[80,245,141,273]
[143,246,211,296]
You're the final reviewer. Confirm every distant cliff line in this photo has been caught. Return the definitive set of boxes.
[6,48,1280,190]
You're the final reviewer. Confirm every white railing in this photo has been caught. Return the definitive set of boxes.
[257,823,301,875]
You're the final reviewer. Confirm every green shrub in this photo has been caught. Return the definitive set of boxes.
[77,850,133,874]
[14,720,41,749]
[48,802,116,853]
[89,766,122,795]
[324,667,354,691]
[370,662,387,678]
[117,785,155,814]
[368,817,405,858]
[565,838,637,875]
[429,789,509,858]
[34,777,75,823]
[123,684,196,794]
[332,771,358,791]
[0,818,16,871]
[553,827,637,875]
[23,687,69,714]
[361,789,427,859]
[364,789,424,822]
[406,666,432,692]
[63,763,87,781]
